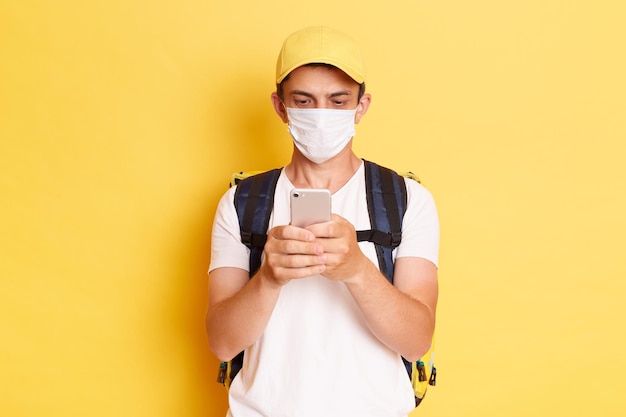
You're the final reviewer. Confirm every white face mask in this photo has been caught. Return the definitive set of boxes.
[286,107,357,164]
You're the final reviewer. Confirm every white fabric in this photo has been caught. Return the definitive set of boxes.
[286,107,357,164]
[209,162,439,417]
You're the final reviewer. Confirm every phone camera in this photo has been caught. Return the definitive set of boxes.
[293,192,300,198]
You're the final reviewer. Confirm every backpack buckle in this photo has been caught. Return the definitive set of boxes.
[390,231,403,248]
[417,361,427,382]
[241,231,252,246]
[217,362,227,384]
[429,366,437,386]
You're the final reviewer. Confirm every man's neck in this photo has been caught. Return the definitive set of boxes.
[285,149,361,193]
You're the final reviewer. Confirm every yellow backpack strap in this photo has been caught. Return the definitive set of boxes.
[397,170,421,184]
[398,169,437,407]
[411,336,437,406]
[230,171,265,187]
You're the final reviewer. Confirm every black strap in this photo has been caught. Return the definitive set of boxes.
[234,168,282,277]
[228,169,282,384]
[360,159,407,284]
[355,229,403,248]
[360,160,415,394]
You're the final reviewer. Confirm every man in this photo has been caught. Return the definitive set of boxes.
[207,26,439,417]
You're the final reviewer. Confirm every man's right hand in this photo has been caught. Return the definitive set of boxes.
[259,224,328,286]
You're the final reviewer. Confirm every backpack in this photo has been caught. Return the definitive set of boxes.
[216,159,436,407]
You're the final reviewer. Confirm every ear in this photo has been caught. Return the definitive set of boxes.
[271,92,289,123]
[354,93,371,124]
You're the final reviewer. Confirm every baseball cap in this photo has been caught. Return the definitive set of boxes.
[275,26,366,85]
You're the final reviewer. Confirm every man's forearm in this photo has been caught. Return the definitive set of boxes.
[207,268,282,361]
[343,260,436,362]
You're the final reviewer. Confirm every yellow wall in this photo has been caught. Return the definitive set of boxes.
[1,1,625,416]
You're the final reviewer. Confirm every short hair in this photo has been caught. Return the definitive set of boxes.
[276,63,366,102]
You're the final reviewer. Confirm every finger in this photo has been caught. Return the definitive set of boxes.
[265,254,327,281]
[274,264,327,281]
[280,240,324,256]
[270,224,316,242]
[306,221,334,238]
[277,253,327,269]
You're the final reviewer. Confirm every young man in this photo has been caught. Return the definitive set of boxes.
[207,26,439,417]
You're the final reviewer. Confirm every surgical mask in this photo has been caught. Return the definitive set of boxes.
[286,107,357,164]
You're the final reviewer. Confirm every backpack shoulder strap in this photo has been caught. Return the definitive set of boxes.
[360,160,435,407]
[219,168,281,388]
[358,159,408,284]
[233,168,282,277]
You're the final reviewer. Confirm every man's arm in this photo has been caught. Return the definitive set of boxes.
[308,215,438,362]
[206,225,327,361]
[343,256,438,362]
[206,266,281,362]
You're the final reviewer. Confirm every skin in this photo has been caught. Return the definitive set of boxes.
[206,65,438,363]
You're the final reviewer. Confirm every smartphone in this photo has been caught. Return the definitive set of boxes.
[289,188,332,228]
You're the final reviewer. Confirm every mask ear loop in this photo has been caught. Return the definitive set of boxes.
[276,98,290,123]
[283,102,291,123]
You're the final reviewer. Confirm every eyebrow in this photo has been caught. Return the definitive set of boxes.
[289,89,353,98]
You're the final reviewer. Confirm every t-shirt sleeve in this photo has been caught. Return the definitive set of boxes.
[208,186,250,273]
[395,179,440,268]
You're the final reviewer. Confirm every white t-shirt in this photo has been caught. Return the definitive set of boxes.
[209,162,439,417]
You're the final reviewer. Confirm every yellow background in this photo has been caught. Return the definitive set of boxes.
[1,1,625,416]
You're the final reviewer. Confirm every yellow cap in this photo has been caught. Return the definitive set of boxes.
[275,26,366,84]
